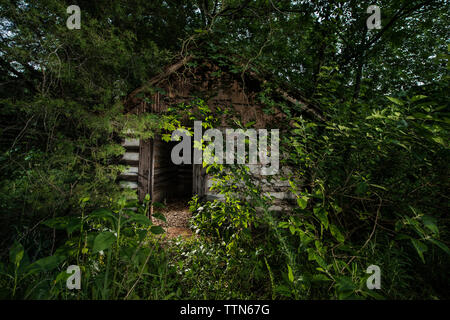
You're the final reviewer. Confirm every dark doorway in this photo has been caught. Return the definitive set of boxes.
[151,137,193,203]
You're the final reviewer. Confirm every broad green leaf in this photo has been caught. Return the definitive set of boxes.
[274,284,292,297]
[137,229,148,241]
[314,254,327,269]
[66,217,82,234]
[92,232,116,253]
[9,241,24,268]
[297,196,308,209]
[387,96,404,105]
[432,136,446,147]
[421,215,438,234]
[336,277,357,300]
[27,255,65,275]
[395,233,411,240]
[314,207,329,230]
[410,238,428,263]
[54,270,70,284]
[410,95,427,102]
[312,274,331,282]
[307,249,327,269]
[355,181,368,195]
[289,225,296,235]
[79,197,90,203]
[330,224,345,242]
[150,226,165,235]
[127,213,152,226]
[287,265,294,282]
[89,208,117,222]
[363,290,385,300]
[42,217,73,230]
[152,212,166,222]
[244,121,256,128]
[428,239,450,256]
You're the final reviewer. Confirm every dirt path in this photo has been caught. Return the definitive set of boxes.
[152,198,194,240]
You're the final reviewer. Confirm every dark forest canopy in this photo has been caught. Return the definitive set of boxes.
[0,0,448,300]
[1,0,448,101]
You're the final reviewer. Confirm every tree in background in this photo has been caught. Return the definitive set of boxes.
[0,0,448,299]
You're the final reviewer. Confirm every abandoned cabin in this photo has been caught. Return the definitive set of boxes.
[118,55,323,211]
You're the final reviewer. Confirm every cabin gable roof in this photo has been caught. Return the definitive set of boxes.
[125,55,324,124]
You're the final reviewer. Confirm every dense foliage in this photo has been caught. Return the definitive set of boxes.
[0,0,448,299]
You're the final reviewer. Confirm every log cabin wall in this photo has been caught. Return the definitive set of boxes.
[121,61,294,209]
[119,138,140,191]
[143,62,285,129]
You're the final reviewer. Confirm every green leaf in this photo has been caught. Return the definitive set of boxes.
[54,270,70,284]
[330,224,345,242]
[313,207,329,230]
[410,95,427,102]
[362,289,385,300]
[93,232,116,253]
[307,249,327,269]
[395,233,411,240]
[244,121,256,128]
[66,217,82,234]
[312,274,331,282]
[421,215,438,235]
[127,213,153,226]
[89,208,117,222]
[287,265,294,282]
[369,184,387,191]
[428,239,450,256]
[410,238,428,263]
[273,284,292,297]
[289,225,296,235]
[297,196,308,209]
[137,230,148,241]
[27,255,65,275]
[152,212,166,222]
[355,181,368,196]
[336,277,357,300]
[9,241,24,268]
[387,96,404,105]
[42,217,73,230]
[432,136,446,147]
[80,196,90,203]
[150,226,165,235]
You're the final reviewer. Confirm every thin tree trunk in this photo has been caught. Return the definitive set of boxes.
[353,28,368,101]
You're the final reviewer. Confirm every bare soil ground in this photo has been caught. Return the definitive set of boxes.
[152,198,194,240]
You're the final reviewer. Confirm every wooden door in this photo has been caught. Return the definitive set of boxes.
[137,139,153,201]
[193,164,207,198]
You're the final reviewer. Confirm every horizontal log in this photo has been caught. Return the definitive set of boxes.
[120,159,139,166]
[119,175,138,182]
[120,181,138,189]
[122,166,139,174]
[122,138,140,148]
[122,152,139,161]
